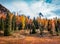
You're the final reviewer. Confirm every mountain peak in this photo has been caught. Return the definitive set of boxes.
[0,4,10,14]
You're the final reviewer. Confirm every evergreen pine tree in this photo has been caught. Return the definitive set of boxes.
[31,24,36,34]
[0,18,2,30]
[1,17,4,31]
[4,12,12,36]
[12,15,16,31]
[31,17,36,34]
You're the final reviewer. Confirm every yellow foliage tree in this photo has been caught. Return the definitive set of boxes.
[21,15,25,29]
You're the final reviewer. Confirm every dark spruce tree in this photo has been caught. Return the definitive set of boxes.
[12,15,16,31]
[1,17,5,31]
[4,13,12,36]
[0,17,2,30]
[31,24,36,34]
[0,17,5,31]
[31,17,36,34]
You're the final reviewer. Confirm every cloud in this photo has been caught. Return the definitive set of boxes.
[2,0,60,19]
[30,1,60,19]
[11,1,35,19]
[52,0,60,5]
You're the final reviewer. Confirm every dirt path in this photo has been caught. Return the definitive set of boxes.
[0,36,60,44]
[0,30,60,44]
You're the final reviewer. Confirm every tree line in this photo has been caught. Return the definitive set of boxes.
[0,12,60,36]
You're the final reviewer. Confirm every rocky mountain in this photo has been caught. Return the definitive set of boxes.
[0,4,10,14]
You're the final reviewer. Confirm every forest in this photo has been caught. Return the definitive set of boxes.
[0,4,60,44]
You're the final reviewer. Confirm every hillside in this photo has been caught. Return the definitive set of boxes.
[0,4,10,14]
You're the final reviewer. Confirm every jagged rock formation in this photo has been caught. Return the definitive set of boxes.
[0,4,10,14]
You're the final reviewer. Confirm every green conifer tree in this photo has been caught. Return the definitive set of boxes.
[4,13,12,36]
[1,17,4,31]
[12,15,16,31]
[31,17,36,34]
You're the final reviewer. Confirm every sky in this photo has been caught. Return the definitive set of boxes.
[0,0,60,19]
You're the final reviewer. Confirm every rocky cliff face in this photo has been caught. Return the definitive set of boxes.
[0,4,10,14]
[0,4,11,19]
